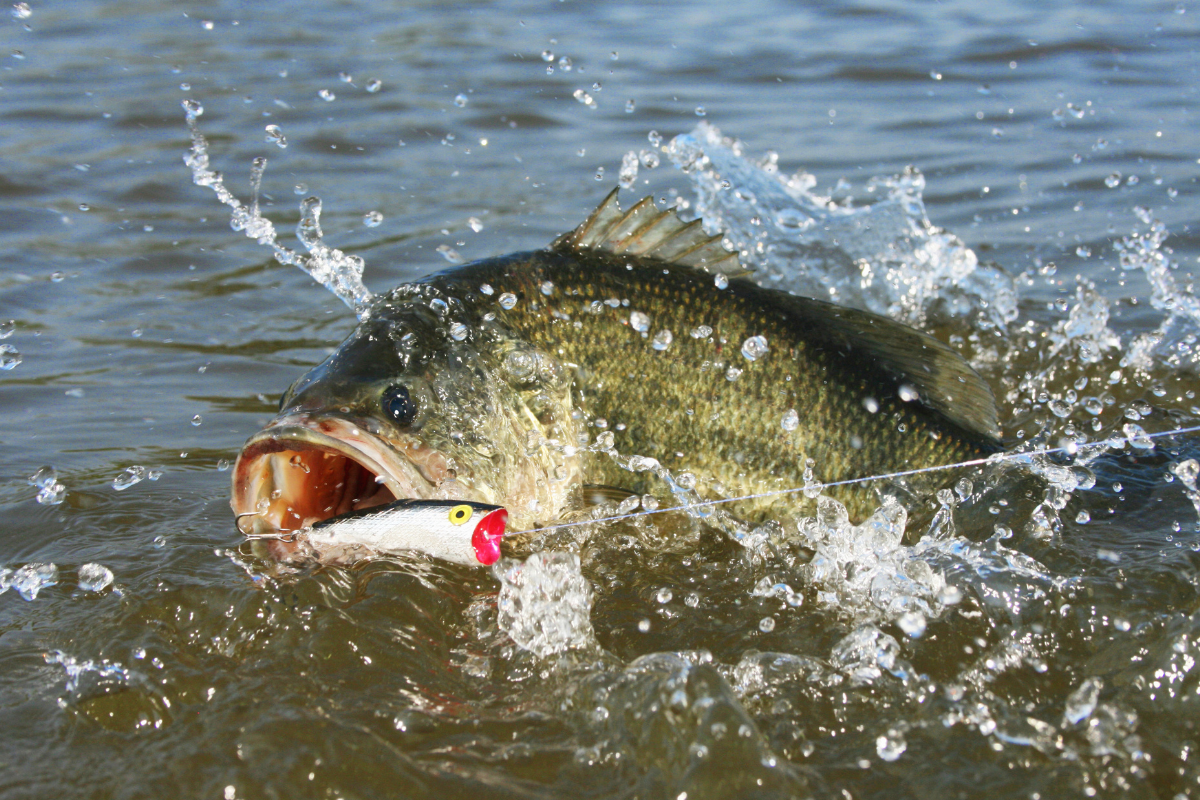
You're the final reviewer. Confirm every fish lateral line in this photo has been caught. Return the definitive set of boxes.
[523,422,1200,535]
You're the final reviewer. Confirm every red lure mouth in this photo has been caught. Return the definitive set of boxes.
[471,508,507,565]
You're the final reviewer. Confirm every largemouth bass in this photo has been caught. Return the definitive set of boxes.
[232,190,1001,562]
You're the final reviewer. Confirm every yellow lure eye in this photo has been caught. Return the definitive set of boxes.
[448,504,473,526]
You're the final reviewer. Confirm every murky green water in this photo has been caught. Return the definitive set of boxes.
[3,1,1200,798]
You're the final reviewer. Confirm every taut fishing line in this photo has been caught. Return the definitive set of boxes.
[524,423,1200,535]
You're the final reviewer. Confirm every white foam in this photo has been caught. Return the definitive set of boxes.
[666,122,1018,330]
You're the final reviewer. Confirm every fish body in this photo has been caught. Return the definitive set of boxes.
[232,191,1001,560]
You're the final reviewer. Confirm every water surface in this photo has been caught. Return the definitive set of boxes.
[2,1,1200,798]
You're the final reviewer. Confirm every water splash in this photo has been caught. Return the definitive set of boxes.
[44,650,134,695]
[1117,209,1200,375]
[494,551,595,657]
[182,100,374,318]
[77,563,114,592]
[28,465,66,505]
[8,562,58,600]
[666,122,1018,329]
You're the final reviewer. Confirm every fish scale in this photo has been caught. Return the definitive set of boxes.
[430,245,998,524]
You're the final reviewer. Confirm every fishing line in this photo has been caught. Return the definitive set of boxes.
[523,422,1200,535]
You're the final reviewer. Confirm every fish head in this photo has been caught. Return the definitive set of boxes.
[232,289,579,540]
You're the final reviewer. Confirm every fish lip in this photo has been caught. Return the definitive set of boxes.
[231,413,438,537]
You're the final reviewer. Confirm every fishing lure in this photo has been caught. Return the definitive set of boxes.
[241,498,508,566]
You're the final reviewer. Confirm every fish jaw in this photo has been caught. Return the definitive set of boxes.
[231,413,466,538]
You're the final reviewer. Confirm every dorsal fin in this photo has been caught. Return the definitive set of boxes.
[552,188,750,277]
[783,295,1002,444]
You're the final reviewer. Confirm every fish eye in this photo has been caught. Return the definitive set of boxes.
[382,384,418,427]
[448,504,473,525]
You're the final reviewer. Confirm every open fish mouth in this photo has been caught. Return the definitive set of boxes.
[231,414,454,536]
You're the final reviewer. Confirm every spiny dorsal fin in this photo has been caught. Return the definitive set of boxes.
[783,295,1002,444]
[552,188,750,277]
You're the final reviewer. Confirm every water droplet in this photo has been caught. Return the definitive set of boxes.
[0,320,13,339]
[12,3,32,19]
[0,344,21,370]
[690,325,712,339]
[449,322,469,342]
[29,465,57,489]
[112,466,147,491]
[436,244,463,263]
[629,310,650,332]
[363,210,383,228]
[781,409,799,431]
[695,106,707,117]
[648,130,662,147]
[655,587,673,604]
[758,616,775,632]
[200,19,214,30]
[558,56,572,71]
[499,292,518,310]
[897,612,926,638]
[637,618,651,632]
[217,459,230,472]
[725,366,742,381]
[264,124,287,148]
[1104,172,1122,188]
[619,151,639,189]
[1076,245,1092,258]
[876,730,907,761]
[191,414,203,426]
[898,384,919,403]
[365,78,382,93]
[573,89,594,107]
[651,329,673,350]
[713,273,728,289]
[1076,510,1091,524]
[939,585,964,605]
[625,99,635,113]
[1049,398,1073,417]
[594,166,605,181]
[10,563,57,600]
[540,280,555,296]
[1123,422,1154,450]
[1063,677,1103,725]
[741,335,769,361]
[318,88,336,102]
[454,93,468,108]
[181,98,204,119]
[863,396,879,414]
[78,563,114,592]
[641,494,659,511]
[479,283,494,295]
[468,217,484,233]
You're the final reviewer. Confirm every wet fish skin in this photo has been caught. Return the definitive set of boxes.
[420,248,1001,522]
[237,192,1002,548]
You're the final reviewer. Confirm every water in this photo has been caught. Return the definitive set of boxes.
[3,0,1200,797]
